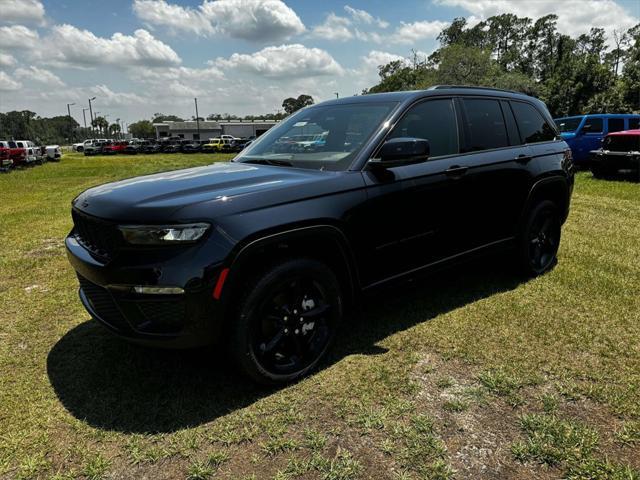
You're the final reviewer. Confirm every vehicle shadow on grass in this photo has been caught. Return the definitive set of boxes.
[47,256,525,434]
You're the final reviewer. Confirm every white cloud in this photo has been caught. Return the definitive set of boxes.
[133,65,225,98]
[138,65,224,83]
[133,0,305,41]
[361,50,407,69]
[389,20,449,44]
[202,0,305,41]
[133,0,215,36]
[311,13,354,41]
[15,66,66,87]
[0,25,40,49]
[0,52,17,67]
[350,50,407,90]
[0,0,45,25]
[41,25,181,67]
[311,6,389,42]
[436,0,639,39]
[344,5,389,28]
[215,44,344,78]
[0,71,21,91]
[88,84,147,106]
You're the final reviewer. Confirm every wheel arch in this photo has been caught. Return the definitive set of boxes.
[520,175,571,226]
[220,222,361,311]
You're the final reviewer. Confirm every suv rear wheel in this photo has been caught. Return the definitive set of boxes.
[518,200,561,277]
[229,258,342,385]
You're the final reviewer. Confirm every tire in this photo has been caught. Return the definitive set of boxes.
[229,258,343,385]
[517,200,561,277]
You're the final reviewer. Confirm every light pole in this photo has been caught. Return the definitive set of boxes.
[82,108,89,129]
[194,98,201,140]
[88,96,96,135]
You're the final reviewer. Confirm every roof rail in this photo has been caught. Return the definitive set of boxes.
[428,85,521,94]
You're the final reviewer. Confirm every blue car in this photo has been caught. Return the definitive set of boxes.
[554,114,640,166]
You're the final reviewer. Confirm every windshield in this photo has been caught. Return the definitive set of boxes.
[555,117,583,133]
[236,102,397,171]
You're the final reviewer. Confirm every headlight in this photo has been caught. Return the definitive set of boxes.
[118,223,210,245]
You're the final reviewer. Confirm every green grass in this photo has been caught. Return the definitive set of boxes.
[1,155,640,478]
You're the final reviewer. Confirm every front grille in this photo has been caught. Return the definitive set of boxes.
[72,209,122,260]
[605,136,640,152]
[78,275,130,332]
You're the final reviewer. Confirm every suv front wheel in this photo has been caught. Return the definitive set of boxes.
[518,200,561,277]
[230,258,343,385]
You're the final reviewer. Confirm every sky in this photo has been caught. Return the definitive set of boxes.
[0,0,638,126]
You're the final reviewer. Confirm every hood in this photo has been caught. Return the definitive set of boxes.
[73,161,349,222]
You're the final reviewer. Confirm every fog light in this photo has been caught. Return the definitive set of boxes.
[134,286,184,295]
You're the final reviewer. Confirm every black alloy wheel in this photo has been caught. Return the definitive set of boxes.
[231,258,342,385]
[520,200,561,276]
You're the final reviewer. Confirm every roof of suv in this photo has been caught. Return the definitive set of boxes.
[317,86,538,107]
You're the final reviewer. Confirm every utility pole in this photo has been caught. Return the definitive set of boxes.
[194,98,201,140]
[88,96,96,135]
[66,102,75,142]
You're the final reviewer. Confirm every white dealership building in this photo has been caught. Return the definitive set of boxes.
[153,119,279,140]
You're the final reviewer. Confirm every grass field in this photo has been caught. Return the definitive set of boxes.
[1,152,639,479]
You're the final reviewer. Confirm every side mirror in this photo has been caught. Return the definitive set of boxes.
[369,137,430,169]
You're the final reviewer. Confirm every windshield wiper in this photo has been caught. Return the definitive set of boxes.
[243,158,293,167]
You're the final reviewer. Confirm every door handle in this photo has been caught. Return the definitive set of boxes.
[445,165,468,177]
[516,154,533,164]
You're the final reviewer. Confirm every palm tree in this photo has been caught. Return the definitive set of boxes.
[109,122,121,139]
[91,116,109,136]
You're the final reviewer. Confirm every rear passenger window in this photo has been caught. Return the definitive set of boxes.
[500,100,521,145]
[388,98,458,157]
[608,118,625,132]
[629,118,640,129]
[582,117,603,133]
[460,99,508,151]
[510,102,556,143]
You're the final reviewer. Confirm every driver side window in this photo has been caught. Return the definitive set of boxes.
[388,98,459,158]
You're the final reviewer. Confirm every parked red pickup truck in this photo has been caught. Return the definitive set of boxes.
[589,129,640,178]
[102,141,128,155]
[7,140,38,166]
[0,141,14,171]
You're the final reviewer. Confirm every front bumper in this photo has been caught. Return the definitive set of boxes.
[590,151,640,172]
[66,234,227,348]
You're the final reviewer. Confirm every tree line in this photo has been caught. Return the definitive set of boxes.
[0,110,127,145]
[366,14,639,117]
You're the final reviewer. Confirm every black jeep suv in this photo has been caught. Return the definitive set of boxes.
[66,86,574,384]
